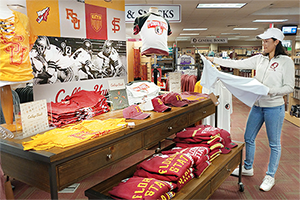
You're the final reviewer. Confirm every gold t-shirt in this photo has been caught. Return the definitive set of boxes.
[0,11,37,81]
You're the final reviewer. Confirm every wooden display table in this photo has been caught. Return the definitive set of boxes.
[0,97,215,199]
[85,142,245,200]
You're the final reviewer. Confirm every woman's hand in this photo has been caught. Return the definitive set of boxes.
[205,56,214,63]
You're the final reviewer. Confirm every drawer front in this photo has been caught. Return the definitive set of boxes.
[210,151,241,192]
[190,182,211,200]
[189,103,215,124]
[57,132,142,189]
[144,113,189,147]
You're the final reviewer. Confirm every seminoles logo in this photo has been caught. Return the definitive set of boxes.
[91,13,102,32]
[270,62,279,71]
[147,20,167,35]
[132,83,150,92]
[66,8,80,29]
[36,7,50,23]
[1,35,26,65]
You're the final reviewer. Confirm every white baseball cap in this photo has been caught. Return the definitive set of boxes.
[256,28,284,42]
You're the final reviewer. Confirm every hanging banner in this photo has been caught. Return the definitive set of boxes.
[191,37,228,44]
[125,4,181,23]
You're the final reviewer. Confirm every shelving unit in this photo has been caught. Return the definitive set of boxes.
[284,56,300,127]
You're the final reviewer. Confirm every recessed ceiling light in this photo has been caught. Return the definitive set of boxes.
[221,33,240,35]
[197,3,246,9]
[233,28,258,30]
[180,33,199,36]
[253,19,288,22]
[183,28,207,31]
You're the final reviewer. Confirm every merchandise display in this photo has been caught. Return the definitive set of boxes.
[47,90,110,127]
[22,118,127,150]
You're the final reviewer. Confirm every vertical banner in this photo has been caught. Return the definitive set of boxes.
[85,0,125,11]
[26,0,61,37]
[58,0,86,38]
[106,8,126,41]
[85,4,107,40]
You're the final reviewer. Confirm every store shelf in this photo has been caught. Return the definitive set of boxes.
[285,111,300,127]
[285,56,300,127]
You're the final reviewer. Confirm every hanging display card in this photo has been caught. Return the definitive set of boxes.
[20,99,49,137]
[168,72,181,93]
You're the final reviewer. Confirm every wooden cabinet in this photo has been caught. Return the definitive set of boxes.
[285,56,300,127]
[84,142,245,200]
[0,97,215,199]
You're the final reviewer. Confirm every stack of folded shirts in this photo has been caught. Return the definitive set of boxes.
[162,146,211,178]
[173,125,225,161]
[108,177,176,200]
[173,124,238,158]
[133,153,194,192]
[47,90,110,127]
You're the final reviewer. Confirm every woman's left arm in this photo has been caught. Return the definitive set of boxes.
[269,58,295,96]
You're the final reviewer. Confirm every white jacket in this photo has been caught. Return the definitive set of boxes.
[213,54,295,107]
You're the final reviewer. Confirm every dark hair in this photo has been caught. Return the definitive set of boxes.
[264,38,288,57]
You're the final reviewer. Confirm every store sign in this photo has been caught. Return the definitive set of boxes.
[191,37,228,44]
[125,5,181,23]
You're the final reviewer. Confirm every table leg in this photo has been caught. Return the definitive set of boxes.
[49,164,58,199]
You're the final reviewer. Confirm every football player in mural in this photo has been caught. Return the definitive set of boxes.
[30,36,74,84]
[70,40,99,80]
[96,40,126,78]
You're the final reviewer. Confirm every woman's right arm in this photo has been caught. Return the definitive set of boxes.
[208,55,259,70]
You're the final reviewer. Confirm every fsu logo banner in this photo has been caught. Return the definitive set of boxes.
[85,4,107,40]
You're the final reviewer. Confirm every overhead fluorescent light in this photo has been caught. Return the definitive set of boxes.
[253,19,288,22]
[183,28,207,31]
[180,33,199,36]
[235,36,250,38]
[176,37,191,39]
[221,33,240,35]
[197,3,246,9]
[233,28,258,30]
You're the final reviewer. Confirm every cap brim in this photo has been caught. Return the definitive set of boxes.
[227,142,238,148]
[131,112,151,120]
[171,101,188,107]
[154,105,171,112]
[221,146,231,154]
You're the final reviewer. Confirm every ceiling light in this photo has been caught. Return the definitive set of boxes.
[183,28,207,31]
[253,19,288,22]
[180,33,199,36]
[233,28,258,30]
[221,33,240,35]
[197,3,246,9]
[235,36,250,38]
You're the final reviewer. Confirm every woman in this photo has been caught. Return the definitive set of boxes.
[206,27,295,192]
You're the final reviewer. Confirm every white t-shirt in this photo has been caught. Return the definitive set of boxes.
[133,13,172,56]
[200,55,269,107]
[126,81,160,105]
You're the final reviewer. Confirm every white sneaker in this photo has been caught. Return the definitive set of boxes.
[231,165,254,176]
[260,175,275,192]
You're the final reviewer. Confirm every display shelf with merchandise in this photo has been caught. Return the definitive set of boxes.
[284,56,300,127]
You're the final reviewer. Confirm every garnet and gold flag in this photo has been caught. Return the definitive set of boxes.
[26,0,61,37]
[85,4,107,40]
